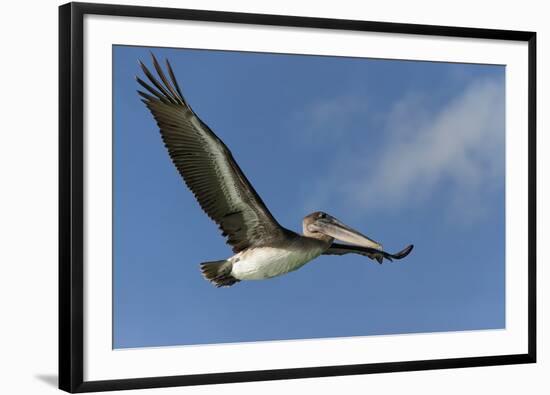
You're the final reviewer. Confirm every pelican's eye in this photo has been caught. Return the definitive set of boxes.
[318,212,326,219]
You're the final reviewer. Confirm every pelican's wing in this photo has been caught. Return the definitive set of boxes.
[323,243,413,264]
[137,55,287,253]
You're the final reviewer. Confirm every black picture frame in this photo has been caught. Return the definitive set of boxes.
[59,2,537,392]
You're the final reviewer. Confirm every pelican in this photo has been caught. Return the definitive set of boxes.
[137,54,413,287]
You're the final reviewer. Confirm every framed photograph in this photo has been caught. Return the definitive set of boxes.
[59,2,536,393]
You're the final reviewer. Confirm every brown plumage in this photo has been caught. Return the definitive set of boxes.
[137,54,289,254]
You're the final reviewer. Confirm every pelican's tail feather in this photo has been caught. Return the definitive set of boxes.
[200,260,240,287]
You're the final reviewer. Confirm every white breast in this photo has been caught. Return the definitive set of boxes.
[230,243,325,281]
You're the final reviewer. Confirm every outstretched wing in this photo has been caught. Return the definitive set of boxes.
[323,243,414,264]
[137,54,288,253]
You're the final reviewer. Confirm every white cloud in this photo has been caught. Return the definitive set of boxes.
[307,95,369,128]
[291,95,371,145]
[303,78,505,224]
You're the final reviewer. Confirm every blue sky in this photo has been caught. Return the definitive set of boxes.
[113,45,505,348]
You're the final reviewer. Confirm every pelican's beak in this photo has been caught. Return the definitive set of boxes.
[308,215,383,250]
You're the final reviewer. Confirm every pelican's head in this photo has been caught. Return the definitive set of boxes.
[303,211,383,250]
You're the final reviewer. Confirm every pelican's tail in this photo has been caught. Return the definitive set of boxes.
[200,260,240,287]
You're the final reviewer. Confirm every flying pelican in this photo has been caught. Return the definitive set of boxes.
[136,54,413,287]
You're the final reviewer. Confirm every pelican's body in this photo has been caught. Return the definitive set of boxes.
[230,235,328,280]
[137,55,414,287]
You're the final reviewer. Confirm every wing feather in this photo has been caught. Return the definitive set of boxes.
[323,243,414,264]
[138,54,288,252]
